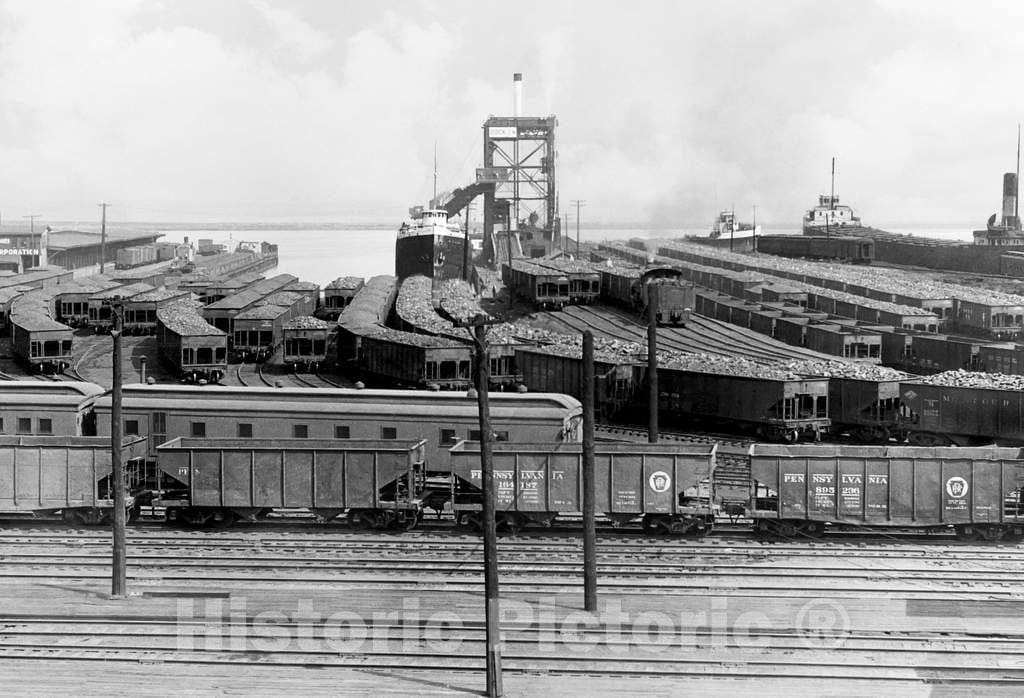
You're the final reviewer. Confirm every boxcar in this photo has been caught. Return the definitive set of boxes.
[115,245,159,270]
[283,316,334,370]
[0,381,105,437]
[747,444,1024,540]
[0,435,147,523]
[156,299,227,383]
[95,384,583,466]
[448,441,716,534]
[658,367,830,442]
[155,437,426,528]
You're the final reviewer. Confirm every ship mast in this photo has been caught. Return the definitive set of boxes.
[433,141,438,206]
[826,156,835,239]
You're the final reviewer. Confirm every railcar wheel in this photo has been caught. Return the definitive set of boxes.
[402,511,420,531]
[955,525,980,542]
[800,521,824,538]
[62,510,86,526]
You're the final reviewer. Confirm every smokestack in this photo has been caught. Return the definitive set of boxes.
[1003,172,1018,227]
[513,72,522,117]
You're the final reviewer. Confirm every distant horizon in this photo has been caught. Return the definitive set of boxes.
[0,218,985,232]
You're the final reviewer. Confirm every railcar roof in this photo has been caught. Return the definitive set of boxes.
[97,384,581,411]
[158,437,426,451]
[751,444,1024,458]
[0,380,105,398]
[89,282,155,301]
[203,274,298,311]
[10,312,71,332]
[234,303,289,321]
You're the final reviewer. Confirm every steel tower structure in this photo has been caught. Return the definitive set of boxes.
[482,74,559,261]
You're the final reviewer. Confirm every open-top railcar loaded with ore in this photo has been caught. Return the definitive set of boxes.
[755,234,875,264]
[155,298,227,383]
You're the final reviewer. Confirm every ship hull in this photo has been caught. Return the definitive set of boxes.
[395,233,470,281]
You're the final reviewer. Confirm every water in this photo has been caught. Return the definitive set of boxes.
[148,222,981,288]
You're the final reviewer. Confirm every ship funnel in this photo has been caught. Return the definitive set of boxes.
[1003,172,1019,228]
[513,72,523,117]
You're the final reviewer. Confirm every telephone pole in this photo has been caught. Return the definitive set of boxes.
[459,315,503,697]
[647,284,659,443]
[110,299,127,598]
[571,200,585,256]
[98,203,110,274]
[582,331,597,612]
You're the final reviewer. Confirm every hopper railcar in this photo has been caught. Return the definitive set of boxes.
[156,299,228,384]
[154,437,427,528]
[748,444,1024,540]
[756,235,875,264]
[320,276,365,320]
[447,441,716,534]
[87,282,154,333]
[0,436,148,524]
[283,316,334,371]
[503,259,601,309]
[9,288,74,374]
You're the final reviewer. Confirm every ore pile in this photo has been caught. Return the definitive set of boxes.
[783,359,909,381]
[909,370,1024,390]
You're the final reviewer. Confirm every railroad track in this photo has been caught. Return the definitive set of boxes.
[4,616,1024,687]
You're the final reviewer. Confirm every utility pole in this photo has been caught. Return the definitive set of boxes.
[110,299,127,598]
[23,215,40,268]
[464,317,503,698]
[571,200,585,256]
[582,331,597,612]
[98,203,110,274]
[463,202,472,282]
[647,284,659,443]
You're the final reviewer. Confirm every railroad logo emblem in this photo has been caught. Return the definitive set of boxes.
[649,471,671,493]
[946,476,969,498]
[904,390,917,400]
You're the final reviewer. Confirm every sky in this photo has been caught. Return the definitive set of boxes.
[1,0,1024,227]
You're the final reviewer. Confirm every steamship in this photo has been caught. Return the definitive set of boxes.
[974,173,1024,246]
[802,194,866,234]
[394,207,468,281]
[708,210,760,240]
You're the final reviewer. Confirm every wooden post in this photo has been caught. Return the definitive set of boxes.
[473,323,503,698]
[111,301,126,597]
[648,284,659,443]
[582,331,597,612]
